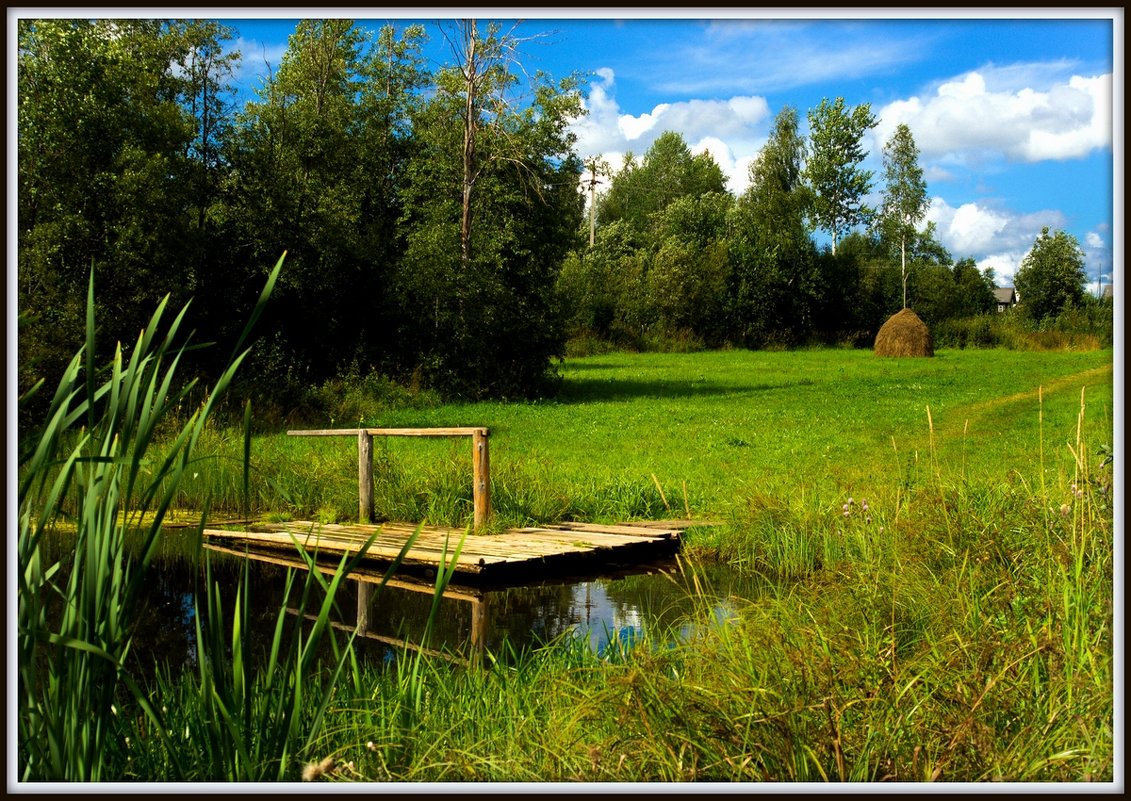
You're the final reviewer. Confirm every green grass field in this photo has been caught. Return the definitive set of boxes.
[181,348,1114,533]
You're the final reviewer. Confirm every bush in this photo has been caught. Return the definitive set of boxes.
[933,301,1111,352]
[934,314,1002,349]
[305,370,442,428]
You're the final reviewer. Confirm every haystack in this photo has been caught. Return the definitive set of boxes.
[874,307,933,357]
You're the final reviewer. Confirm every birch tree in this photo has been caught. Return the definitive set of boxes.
[803,97,877,255]
[878,123,929,308]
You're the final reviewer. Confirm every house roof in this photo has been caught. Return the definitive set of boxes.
[993,287,1016,304]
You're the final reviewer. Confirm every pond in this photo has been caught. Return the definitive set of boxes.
[121,534,767,674]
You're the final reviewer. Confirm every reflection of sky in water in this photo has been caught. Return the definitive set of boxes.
[568,581,642,654]
[566,580,739,656]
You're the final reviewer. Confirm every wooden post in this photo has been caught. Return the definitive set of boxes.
[356,580,373,634]
[358,429,374,523]
[472,428,490,529]
[469,594,488,668]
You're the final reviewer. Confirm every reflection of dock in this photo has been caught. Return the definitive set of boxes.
[202,519,701,581]
[204,539,682,666]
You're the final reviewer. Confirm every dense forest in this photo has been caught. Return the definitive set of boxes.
[16,18,1109,419]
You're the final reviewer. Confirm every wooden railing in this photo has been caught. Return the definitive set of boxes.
[287,427,491,528]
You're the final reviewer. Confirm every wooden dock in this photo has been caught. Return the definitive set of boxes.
[202,519,703,582]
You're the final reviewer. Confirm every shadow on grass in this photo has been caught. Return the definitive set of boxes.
[555,376,815,404]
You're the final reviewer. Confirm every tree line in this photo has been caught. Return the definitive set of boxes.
[17,18,1102,418]
[561,106,1098,353]
[18,18,583,410]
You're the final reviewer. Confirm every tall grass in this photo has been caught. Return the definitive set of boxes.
[16,266,258,780]
[16,255,469,782]
[17,258,294,780]
[151,365,1106,784]
[934,303,1113,351]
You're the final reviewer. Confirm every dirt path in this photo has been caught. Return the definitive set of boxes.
[945,363,1114,435]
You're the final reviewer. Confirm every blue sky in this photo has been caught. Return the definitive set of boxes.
[177,11,1123,292]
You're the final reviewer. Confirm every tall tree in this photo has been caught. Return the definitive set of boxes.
[803,97,878,255]
[225,19,384,384]
[171,20,239,232]
[598,131,727,234]
[1013,227,1088,321]
[878,123,930,308]
[399,19,586,397]
[17,19,227,398]
[648,191,733,341]
[729,106,817,345]
[951,257,997,318]
[438,19,557,273]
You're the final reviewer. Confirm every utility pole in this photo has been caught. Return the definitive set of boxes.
[585,157,602,247]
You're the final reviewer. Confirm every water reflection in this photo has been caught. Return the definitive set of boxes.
[124,542,765,674]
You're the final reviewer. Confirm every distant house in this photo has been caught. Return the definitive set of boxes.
[1101,284,1113,301]
[994,287,1017,313]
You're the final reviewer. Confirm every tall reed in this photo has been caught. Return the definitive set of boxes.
[16,256,281,781]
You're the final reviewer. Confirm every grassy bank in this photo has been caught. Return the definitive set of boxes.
[137,436,1115,781]
[22,344,1116,783]
[169,348,1113,532]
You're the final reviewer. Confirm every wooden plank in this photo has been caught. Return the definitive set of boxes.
[365,427,488,438]
[517,522,674,540]
[202,529,499,570]
[287,428,365,436]
[511,530,655,548]
[250,522,468,542]
[286,427,488,438]
[204,544,485,601]
[204,516,683,579]
[228,520,675,551]
[246,523,655,559]
[229,522,673,556]
[211,531,605,570]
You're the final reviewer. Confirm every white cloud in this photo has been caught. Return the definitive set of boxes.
[926,196,1068,285]
[977,252,1030,288]
[618,104,670,141]
[1082,227,1114,291]
[933,200,1010,255]
[876,66,1112,163]
[571,68,771,193]
[657,20,930,95]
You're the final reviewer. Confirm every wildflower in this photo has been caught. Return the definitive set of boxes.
[843,509,850,517]
[1059,504,1071,517]
[861,499,869,511]
[302,756,336,782]
[367,741,378,752]
[847,497,855,505]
